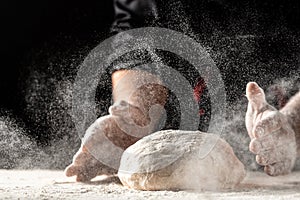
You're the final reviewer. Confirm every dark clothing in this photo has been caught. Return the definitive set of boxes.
[111,0,158,34]
[107,0,212,131]
[96,0,300,131]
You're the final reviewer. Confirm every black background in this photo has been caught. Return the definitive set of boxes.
[1,0,300,116]
[0,0,114,112]
[1,0,299,170]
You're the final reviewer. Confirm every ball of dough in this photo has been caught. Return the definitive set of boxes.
[118,130,246,191]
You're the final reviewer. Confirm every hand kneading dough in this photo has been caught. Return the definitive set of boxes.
[118,130,246,191]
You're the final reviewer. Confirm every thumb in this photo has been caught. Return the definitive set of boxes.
[246,82,268,112]
[245,82,269,139]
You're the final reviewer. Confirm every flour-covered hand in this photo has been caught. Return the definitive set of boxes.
[245,82,297,176]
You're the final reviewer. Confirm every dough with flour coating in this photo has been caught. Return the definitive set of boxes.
[118,130,246,191]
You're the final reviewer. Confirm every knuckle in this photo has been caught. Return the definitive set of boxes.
[264,165,275,176]
[253,126,265,138]
[256,153,273,165]
[249,139,261,153]
[119,100,128,106]
[256,155,265,165]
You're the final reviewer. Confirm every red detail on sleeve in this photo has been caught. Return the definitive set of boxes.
[198,108,205,116]
[193,78,206,102]
[193,77,207,116]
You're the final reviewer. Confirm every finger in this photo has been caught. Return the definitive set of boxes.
[253,112,284,138]
[255,146,291,165]
[246,82,263,98]
[246,82,267,112]
[73,152,90,165]
[264,161,293,176]
[249,138,259,153]
[65,160,111,181]
[256,155,272,166]
[109,100,130,116]
[109,102,148,128]
[249,129,291,153]
[66,163,94,182]
[65,165,79,177]
[76,174,87,182]
[76,170,92,182]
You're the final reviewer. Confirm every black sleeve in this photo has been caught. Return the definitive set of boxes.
[107,0,160,73]
[98,1,158,116]
[110,0,158,34]
[105,0,211,132]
